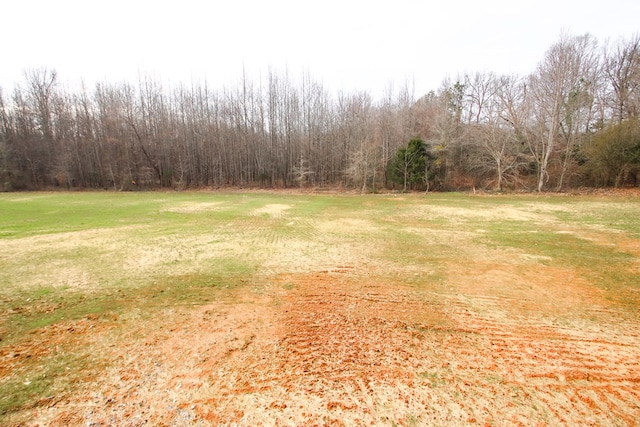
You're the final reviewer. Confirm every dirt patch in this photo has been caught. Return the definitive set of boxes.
[252,204,291,218]
[0,227,142,293]
[162,202,223,213]
[413,205,547,223]
[10,268,640,426]
[317,218,379,234]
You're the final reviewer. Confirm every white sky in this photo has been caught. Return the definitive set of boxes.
[1,0,639,97]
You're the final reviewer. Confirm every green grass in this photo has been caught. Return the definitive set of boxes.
[2,190,638,311]
[2,190,638,309]
[1,190,639,420]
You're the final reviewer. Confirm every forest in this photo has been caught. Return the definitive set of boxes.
[0,32,639,192]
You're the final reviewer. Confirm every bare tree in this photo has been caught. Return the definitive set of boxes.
[528,33,599,191]
[466,123,525,191]
[22,68,58,185]
[24,68,57,143]
[458,75,525,190]
[2,35,638,193]
[464,71,502,125]
[557,35,601,190]
[604,34,640,122]
[292,154,313,188]
[0,87,14,190]
[428,80,465,188]
[345,140,379,193]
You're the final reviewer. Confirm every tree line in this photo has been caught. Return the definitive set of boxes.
[1,33,639,192]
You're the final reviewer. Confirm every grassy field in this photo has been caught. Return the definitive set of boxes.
[1,190,639,426]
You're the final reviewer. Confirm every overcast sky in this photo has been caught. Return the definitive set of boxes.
[2,0,639,97]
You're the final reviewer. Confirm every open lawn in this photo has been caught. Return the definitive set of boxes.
[1,191,639,426]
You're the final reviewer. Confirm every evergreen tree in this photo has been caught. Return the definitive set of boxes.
[387,138,434,191]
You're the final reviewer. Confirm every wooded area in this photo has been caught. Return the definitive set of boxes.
[0,33,638,192]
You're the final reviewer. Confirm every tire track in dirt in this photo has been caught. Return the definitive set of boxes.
[439,294,640,426]
[196,266,640,426]
[13,267,640,426]
[225,268,639,426]
[179,269,454,426]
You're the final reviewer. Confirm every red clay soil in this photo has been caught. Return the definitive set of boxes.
[4,269,640,426]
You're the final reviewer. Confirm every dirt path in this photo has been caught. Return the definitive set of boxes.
[13,266,639,426]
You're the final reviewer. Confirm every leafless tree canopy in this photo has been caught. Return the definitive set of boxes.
[1,33,639,192]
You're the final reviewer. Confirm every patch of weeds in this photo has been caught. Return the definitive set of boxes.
[141,273,243,306]
[138,260,261,306]
[146,275,213,304]
[1,290,111,343]
[485,373,504,384]
[383,229,449,267]
[281,282,295,290]
[30,287,54,298]
[403,271,446,289]
[419,370,445,388]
